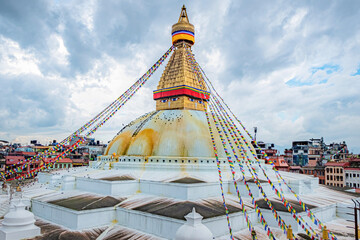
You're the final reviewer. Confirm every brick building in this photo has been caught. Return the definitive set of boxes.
[302,166,325,184]
[325,162,349,187]
[272,156,289,172]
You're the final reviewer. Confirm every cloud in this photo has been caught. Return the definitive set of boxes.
[0,0,360,154]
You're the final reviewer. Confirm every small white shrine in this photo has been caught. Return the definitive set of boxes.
[175,208,213,240]
[0,199,40,240]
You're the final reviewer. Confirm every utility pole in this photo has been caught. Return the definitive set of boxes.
[352,199,360,240]
[254,127,257,141]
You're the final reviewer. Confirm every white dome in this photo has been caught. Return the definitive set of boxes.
[175,208,213,240]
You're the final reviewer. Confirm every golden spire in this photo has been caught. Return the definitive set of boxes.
[178,5,189,23]
[153,5,208,112]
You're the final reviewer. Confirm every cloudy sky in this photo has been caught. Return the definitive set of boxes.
[0,0,359,153]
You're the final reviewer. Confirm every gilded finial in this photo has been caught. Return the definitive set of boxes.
[172,5,195,45]
[178,4,189,23]
[287,225,293,240]
[322,226,329,240]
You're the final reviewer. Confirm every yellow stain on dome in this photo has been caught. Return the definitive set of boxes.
[128,128,159,156]
[105,131,132,155]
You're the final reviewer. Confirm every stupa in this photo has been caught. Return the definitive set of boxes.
[0,199,40,240]
[1,5,359,240]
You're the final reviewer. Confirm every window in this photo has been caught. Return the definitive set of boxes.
[337,169,339,174]
[340,169,343,173]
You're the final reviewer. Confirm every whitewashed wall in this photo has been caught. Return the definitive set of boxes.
[116,207,258,239]
[261,204,336,232]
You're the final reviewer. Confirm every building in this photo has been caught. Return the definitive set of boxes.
[288,165,301,173]
[325,162,349,187]
[44,158,73,169]
[301,166,325,184]
[292,141,310,166]
[272,156,289,172]
[308,138,324,166]
[323,141,348,162]
[4,155,41,179]
[0,158,5,172]
[253,141,278,161]
[344,158,360,189]
[0,138,96,179]
[345,168,360,188]
[78,138,106,161]
[283,149,293,165]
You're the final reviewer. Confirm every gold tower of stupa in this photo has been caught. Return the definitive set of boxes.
[153,5,209,111]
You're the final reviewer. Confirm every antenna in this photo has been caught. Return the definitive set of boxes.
[254,127,257,141]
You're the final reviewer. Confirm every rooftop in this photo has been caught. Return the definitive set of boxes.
[325,162,350,167]
[48,194,126,211]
